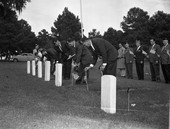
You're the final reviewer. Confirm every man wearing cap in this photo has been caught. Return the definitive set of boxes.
[83,38,118,76]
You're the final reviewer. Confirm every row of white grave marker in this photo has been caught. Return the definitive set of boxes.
[27,60,116,114]
[27,60,62,87]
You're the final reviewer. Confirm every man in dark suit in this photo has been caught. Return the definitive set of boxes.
[41,47,59,75]
[134,40,147,80]
[68,40,93,84]
[160,38,170,83]
[54,40,73,80]
[148,39,161,82]
[83,38,118,76]
[124,43,134,79]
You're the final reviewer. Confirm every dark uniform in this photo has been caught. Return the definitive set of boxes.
[134,46,145,80]
[43,48,59,75]
[160,44,170,83]
[54,41,73,79]
[89,38,118,76]
[124,47,134,79]
[72,41,93,84]
[148,44,161,81]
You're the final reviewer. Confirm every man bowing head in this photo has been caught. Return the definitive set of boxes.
[83,38,118,76]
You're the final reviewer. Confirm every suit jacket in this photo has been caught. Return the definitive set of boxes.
[124,47,134,63]
[54,41,72,63]
[160,44,170,64]
[134,46,145,63]
[148,44,161,64]
[73,41,93,66]
[90,38,118,65]
[45,48,59,61]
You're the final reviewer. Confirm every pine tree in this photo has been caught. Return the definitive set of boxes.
[51,7,81,41]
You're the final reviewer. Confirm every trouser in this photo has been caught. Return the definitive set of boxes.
[76,63,89,83]
[150,62,160,81]
[119,69,126,76]
[136,62,144,80]
[161,64,170,83]
[50,60,56,75]
[62,59,72,79]
[103,60,117,76]
[125,63,133,79]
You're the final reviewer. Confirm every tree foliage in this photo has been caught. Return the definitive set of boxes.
[121,7,149,32]
[103,27,123,48]
[51,7,81,41]
[0,9,36,53]
[120,7,151,48]
[148,11,170,45]
[37,29,52,47]
[88,29,102,38]
[0,0,31,18]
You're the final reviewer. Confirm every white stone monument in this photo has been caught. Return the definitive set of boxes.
[101,75,116,114]
[32,60,36,76]
[45,61,50,81]
[55,62,62,86]
[27,61,30,74]
[38,61,42,78]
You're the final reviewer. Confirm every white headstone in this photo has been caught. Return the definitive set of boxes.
[101,75,116,114]
[27,61,30,74]
[45,61,50,81]
[55,63,62,86]
[32,60,36,76]
[38,61,42,78]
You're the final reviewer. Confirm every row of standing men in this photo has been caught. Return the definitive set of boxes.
[117,38,170,84]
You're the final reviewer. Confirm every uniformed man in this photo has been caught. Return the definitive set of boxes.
[160,38,170,84]
[134,40,147,80]
[148,39,161,82]
[124,43,134,79]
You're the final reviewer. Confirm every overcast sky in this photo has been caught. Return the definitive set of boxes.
[18,0,170,36]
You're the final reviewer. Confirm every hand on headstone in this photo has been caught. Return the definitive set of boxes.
[84,64,94,71]
[84,66,92,71]
[100,64,106,71]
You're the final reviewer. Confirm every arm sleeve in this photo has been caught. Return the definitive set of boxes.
[92,53,98,65]
[156,45,161,56]
[98,44,107,63]
[75,45,83,64]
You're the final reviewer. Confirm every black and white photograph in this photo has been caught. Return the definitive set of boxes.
[0,0,170,128]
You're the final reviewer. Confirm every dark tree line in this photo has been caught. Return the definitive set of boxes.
[0,0,36,57]
[103,7,170,50]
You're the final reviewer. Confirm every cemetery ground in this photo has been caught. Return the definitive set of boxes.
[0,61,169,129]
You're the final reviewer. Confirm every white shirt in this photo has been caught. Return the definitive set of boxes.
[90,40,95,51]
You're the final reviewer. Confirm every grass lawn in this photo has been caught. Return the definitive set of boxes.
[0,61,169,129]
